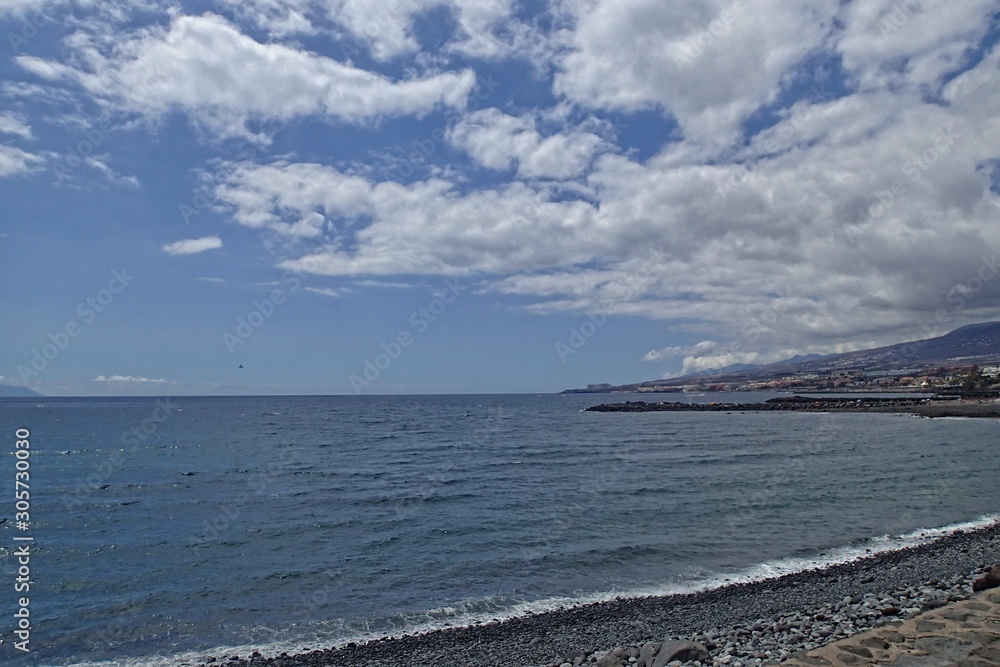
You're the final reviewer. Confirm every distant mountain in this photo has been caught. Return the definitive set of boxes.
[777,353,825,365]
[565,321,1000,392]
[686,354,824,377]
[705,362,760,374]
[0,385,43,398]
[789,321,1000,372]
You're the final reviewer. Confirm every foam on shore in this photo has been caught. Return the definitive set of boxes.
[60,514,1000,667]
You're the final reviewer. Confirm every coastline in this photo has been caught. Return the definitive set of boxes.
[584,396,1000,418]
[202,521,1000,667]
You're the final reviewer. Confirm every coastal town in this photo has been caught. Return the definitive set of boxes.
[580,363,1000,394]
[566,322,1000,396]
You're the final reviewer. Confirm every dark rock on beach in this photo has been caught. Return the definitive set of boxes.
[972,564,1000,591]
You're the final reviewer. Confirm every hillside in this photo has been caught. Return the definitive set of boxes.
[565,321,1000,393]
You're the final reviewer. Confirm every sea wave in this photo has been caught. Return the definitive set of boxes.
[61,513,1000,667]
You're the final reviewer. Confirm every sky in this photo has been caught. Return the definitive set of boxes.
[1,0,999,396]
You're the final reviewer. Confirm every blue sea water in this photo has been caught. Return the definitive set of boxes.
[0,393,998,665]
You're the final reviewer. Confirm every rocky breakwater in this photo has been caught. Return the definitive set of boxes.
[585,397,933,413]
[548,565,1000,667]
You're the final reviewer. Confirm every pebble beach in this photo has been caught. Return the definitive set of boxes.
[202,521,1000,667]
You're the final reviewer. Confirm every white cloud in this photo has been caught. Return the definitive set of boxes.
[493,46,1000,356]
[163,236,223,255]
[319,0,518,60]
[17,13,476,141]
[213,0,530,59]
[84,155,139,186]
[642,340,799,377]
[0,0,58,17]
[353,279,413,288]
[196,3,1000,365]
[93,375,169,383]
[447,108,609,180]
[305,286,347,297]
[196,276,226,283]
[0,145,43,177]
[837,0,997,91]
[643,340,721,362]
[216,0,317,37]
[554,0,840,145]
[214,160,602,276]
[0,112,32,139]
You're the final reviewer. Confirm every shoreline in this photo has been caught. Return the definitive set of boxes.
[202,521,1000,667]
[584,396,1000,418]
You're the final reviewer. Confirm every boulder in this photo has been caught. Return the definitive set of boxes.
[637,642,661,666]
[973,565,1000,592]
[595,653,625,667]
[651,640,711,667]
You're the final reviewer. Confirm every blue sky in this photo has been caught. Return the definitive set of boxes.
[1,0,999,396]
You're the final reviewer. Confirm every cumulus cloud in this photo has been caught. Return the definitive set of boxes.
[213,29,1000,355]
[554,0,841,145]
[837,0,997,91]
[447,108,609,180]
[493,44,1000,359]
[214,0,531,59]
[320,0,519,60]
[176,1,1000,368]
[17,13,476,141]
[163,236,223,255]
[0,145,43,177]
[643,340,803,377]
[214,160,602,276]
[215,0,317,37]
[0,0,57,17]
[0,112,32,139]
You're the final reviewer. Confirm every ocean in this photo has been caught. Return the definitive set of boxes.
[0,393,997,665]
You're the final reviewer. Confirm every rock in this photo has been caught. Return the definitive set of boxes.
[595,654,624,667]
[972,565,1000,592]
[637,642,660,667]
[651,641,711,667]
[880,606,900,616]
